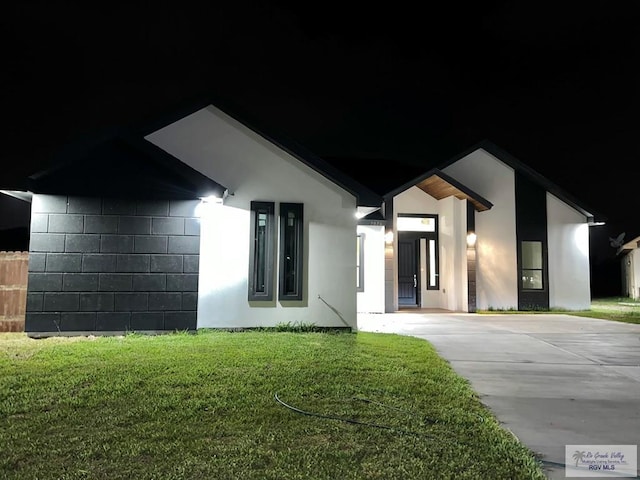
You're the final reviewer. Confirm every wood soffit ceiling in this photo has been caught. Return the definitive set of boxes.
[416,174,491,212]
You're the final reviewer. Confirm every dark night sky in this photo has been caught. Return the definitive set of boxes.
[2,2,638,294]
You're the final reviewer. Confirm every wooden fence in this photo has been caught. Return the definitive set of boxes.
[0,251,29,332]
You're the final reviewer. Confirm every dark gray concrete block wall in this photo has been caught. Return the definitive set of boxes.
[25,195,201,335]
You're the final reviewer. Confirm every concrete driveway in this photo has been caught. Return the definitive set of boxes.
[358,312,640,479]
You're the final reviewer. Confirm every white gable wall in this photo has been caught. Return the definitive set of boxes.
[146,106,359,329]
[547,193,591,309]
[443,149,519,310]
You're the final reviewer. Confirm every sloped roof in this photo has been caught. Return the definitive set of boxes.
[618,235,640,255]
[134,94,383,208]
[438,140,607,223]
[384,168,494,212]
[27,132,227,200]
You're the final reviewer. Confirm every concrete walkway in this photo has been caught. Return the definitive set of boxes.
[357,312,640,479]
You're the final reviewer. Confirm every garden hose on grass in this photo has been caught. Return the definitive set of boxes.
[275,393,640,478]
[275,392,439,438]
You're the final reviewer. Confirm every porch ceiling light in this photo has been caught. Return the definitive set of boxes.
[466,232,477,247]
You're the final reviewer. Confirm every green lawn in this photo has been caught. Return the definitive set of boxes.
[566,297,640,324]
[479,296,640,325]
[0,330,546,480]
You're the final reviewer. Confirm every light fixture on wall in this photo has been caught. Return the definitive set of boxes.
[384,230,394,244]
[466,232,477,248]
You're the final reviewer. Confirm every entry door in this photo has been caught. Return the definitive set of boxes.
[398,235,419,306]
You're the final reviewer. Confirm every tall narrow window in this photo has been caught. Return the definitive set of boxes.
[356,234,365,292]
[428,238,438,289]
[249,201,275,301]
[521,241,543,290]
[279,203,303,301]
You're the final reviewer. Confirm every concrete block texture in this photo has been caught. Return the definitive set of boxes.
[168,236,199,254]
[102,198,136,216]
[65,234,100,253]
[114,293,148,311]
[183,255,200,273]
[165,312,196,330]
[26,195,201,335]
[30,214,48,233]
[134,236,168,254]
[30,234,65,252]
[133,274,166,291]
[25,312,61,332]
[43,293,79,311]
[100,235,134,253]
[131,312,164,331]
[48,214,84,233]
[80,293,114,312]
[26,293,44,311]
[28,253,47,272]
[116,254,150,273]
[182,292,197,311]
[96,312,130,331]
[82,254,117,273]
[152,217,184,235]
[184,218,201,236]
[167,274,198,292]
[85,216,119,234]
[98,274,133,292]
[60,312,96,331]
[46,254,82,273]
[28,273,62,292]
[150,255,183,273]
[63,273,99,292]
[67,197,102,214]
[169,200,199,217]
[118,216,151,235]
[148,292,182,311]
[32,195,68,214]
[136,200,169,217]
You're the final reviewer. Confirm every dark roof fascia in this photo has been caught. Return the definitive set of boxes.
[126,134,228,197]
[132,94,383,208]
[27,131,227,199]
[437,139,607,223]
[382,167,494,211]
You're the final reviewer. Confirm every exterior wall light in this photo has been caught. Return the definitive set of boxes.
[466,232,477,248]
[384,230,394,244]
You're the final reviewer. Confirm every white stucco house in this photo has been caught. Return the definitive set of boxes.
[357,141,605,314]
[618,235,640,300]
[1,98,606,336]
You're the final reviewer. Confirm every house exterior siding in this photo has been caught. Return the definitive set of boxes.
[443,149,519,310]
[25,195,201,335]
[547,193,591,309]
[356,224,385,313]
[443,147,592,311]
[146,105,358,329]
[621,248,640,300]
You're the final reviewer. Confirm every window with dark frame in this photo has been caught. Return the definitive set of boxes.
[248,201,275,301]
[356,233,365,292]
[279,203,303,301]
[521,240,544,290]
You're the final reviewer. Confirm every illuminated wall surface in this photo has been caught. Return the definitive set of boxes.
[25,195,200,334]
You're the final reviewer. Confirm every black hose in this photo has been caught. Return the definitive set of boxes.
[274,392,434,437]
[275,393,640,478]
